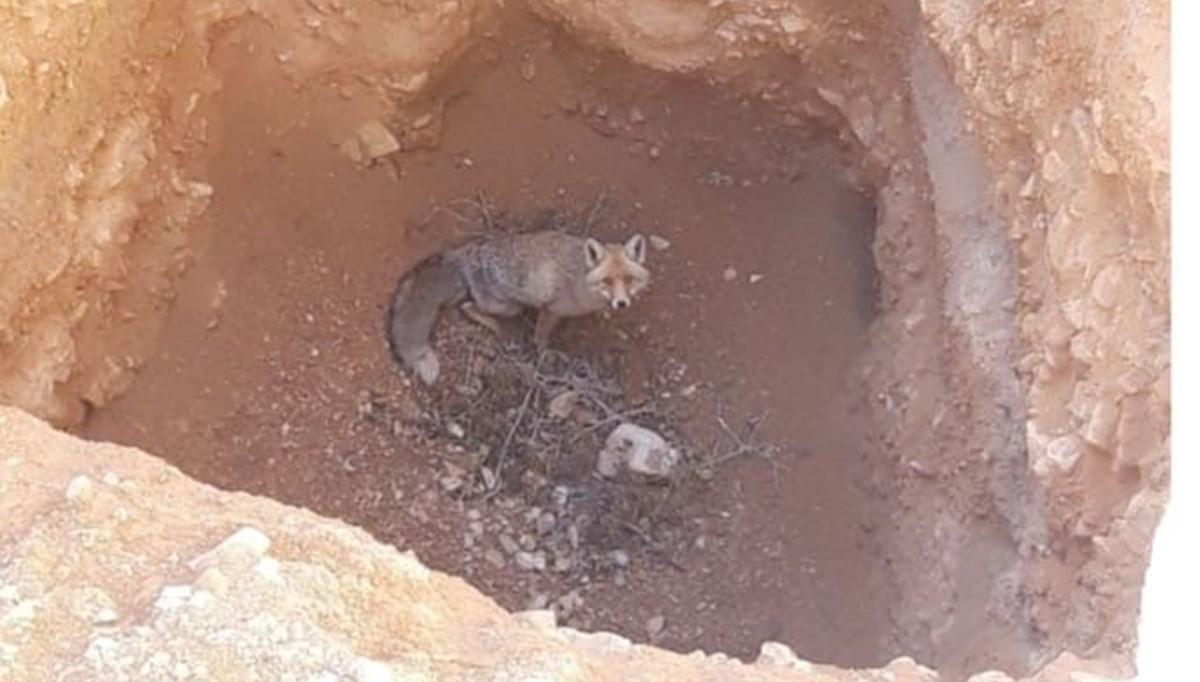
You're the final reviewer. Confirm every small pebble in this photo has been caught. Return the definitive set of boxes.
[65,475,94,502]
[535,512,557,535]
[499,534,520,555]
[515,551,547,571]
[484,549,505,568]
[217,526,272,558]
[155,585,194,611]
[646,615,666,637]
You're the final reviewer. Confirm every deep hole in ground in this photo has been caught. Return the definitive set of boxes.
[1,0,1168,680]
[78,11,891,667]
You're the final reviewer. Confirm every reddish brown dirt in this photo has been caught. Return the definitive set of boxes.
[78,13,889,667]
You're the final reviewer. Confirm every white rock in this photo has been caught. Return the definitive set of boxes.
[514,609,557,629]
[649,235,672,251]
[65,475,94,501]
[154,585,194,611]
[254,557,284,584]
[599,424,680,478]
[216,526,272,558]
[757,641,814,671]
[353,658,396,682]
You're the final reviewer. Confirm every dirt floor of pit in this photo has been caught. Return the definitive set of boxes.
[78,12,894,667]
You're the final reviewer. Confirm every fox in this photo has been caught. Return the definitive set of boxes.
[386,230,650,385]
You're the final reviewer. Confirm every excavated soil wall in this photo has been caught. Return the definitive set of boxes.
[0,0,1168,679]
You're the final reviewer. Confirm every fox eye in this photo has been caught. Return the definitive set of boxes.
[603,277,615,287]
[623,276,634,286]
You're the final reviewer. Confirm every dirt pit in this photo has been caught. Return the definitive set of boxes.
[80,10,894,667]
[0,0,1170,679]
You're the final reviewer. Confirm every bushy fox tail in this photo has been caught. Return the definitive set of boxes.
[385,255,466,385]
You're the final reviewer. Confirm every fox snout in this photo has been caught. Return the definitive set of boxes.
[612,296,630,310]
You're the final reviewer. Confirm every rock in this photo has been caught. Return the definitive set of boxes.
[646,615,666,637]
[514,609,557,630]
[778,13,809,34]
[196,526,271,572]
[353,658,395,682]
[515,551,546,571]
[498,533,520,555]
[535,512,557,535]
[154,585,194,611]
[64,474,95,502]
[355,120,400,159]
[520,55,537,82]
[756,641,813,672]
[965,672,1014,682]
[748,273,764,284]
[195,567,230,597]
[649,235,672,251]
[598,423,680,478]
[723,267,738,281]
[483,549,505,568]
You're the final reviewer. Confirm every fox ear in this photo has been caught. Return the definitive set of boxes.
[624,234,646,264]
[584,238,605,268]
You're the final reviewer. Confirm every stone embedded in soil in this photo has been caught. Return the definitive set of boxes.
[514,609,557,630]
[515,551,546,571]
[649,235,671,251]
[535,512,557,535]
[483,549,505,568]
[965,673,1015,682]
[353,658,396,682]
[756,641,814,672]
[154,585,194,611]
[646,615,666,638]
[598,423,680,478]
[64,474,95,501]
[356,120,400,159]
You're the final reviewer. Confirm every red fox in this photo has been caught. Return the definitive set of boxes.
[386,230,650,385]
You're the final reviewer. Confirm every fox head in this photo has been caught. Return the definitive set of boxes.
[584,234,650,310]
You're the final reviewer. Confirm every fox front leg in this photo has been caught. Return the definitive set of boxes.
[459,301,503,336]
[533,310,561,350]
